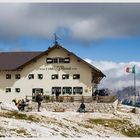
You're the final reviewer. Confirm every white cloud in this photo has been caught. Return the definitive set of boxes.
[85,59,140,90]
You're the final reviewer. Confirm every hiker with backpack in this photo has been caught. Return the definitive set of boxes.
[36,93,43,112]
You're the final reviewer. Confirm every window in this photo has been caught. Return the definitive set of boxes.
[64,57,70,63]
[62,74,69,79]
[32,88,43,100]
[59,58,64,63]
[53,58,58,63]
[46,57,70,64]
[46,58,53,63]
[15,88,20,93]
[51,74,58,80]
[15,74,20,79]
[52,87,61,94]
[73,87,83,94]
[6,88,11,93]
[38,74,43,79]
[62,87,72,94]
[73,74,80,79]
[58,57,70,63]
[32,88,43,94]
[6,74,11,79]
[28,74,34,79]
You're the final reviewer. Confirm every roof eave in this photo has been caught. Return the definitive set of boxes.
[2,44,105,77]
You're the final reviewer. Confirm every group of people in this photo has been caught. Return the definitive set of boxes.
[12,93,43,112]
[12,96,30,111]
[12,93,86,113]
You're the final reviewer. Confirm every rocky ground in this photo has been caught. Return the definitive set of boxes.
[0,102,140,138]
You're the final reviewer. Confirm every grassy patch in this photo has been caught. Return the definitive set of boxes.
[52,128,59,132]
[0,127,6,137]
[88,118,128,129]
[71,126,80,133]
[88,118,140,137]
[0,111,39,122]
[122,127,140,137]
[82,124,93,129]
[60,132,69,138]
[9,128,32,137]
[10,128,32,137]
[16,128,30,136]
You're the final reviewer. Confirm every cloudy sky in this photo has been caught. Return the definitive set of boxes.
[0,3,140,90]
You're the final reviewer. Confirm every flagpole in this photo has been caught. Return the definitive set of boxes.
[126,65,136,112]
[134,68,136,111]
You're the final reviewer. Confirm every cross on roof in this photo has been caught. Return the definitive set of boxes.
[54,33,60,45]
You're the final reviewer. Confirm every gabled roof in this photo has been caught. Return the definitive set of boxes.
[44,44,105,77]
[0,44,105,77]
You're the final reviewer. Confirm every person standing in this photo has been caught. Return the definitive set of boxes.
[36,93,43,112]
[55,90,59,102]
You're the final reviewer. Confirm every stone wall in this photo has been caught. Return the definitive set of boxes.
[32,99,118,113]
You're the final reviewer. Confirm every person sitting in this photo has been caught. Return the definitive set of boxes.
[16,99,21,110]
[12,99,17,106]
[24,96,32,112]
[25,96,30,103]
[79,102,86,113]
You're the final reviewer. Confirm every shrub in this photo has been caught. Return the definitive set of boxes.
[45,95,50,102]
[51,96,54,102]
[131,108,136,113]
[59,96,64,102]
[81,96,84,102]
[69,97,74,102]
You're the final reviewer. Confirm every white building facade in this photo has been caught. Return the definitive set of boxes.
[0,44,105,102]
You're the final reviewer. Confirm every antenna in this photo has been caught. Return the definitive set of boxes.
[54,33,59,45]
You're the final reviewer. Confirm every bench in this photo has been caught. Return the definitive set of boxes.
[53,108,65,112]
[77,108,94,113]
[85,109,94,113]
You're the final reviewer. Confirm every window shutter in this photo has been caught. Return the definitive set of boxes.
[41,89,43,93]
[32,89,35,93]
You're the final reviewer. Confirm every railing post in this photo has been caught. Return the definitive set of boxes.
[96,96,98,102]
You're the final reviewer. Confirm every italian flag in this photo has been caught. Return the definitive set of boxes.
[126,65,135,73]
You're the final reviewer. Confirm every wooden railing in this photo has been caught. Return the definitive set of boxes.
[27,95,117,103]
